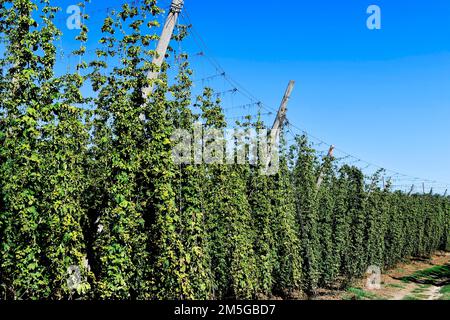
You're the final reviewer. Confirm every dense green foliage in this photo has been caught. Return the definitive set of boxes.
[0,1,449,300]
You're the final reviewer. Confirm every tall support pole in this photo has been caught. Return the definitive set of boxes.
[316,145,335,189]
[271,81,295,134]
[142,0,185,99]
[266,81,295,168]
[408,184,415,196]
[444,189,448,197]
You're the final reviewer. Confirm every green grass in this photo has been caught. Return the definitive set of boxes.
[345,287,383,300]
[403,295,420,301]
[385,283,406,289]
[411,288,426,294]
[403,292,430,300]
[401,264,450,286]
[410,284,431,295]
[401,278,411,284]
[440,285,450,300]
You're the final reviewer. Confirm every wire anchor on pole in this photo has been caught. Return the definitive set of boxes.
[265,81,295,169]
[171,0,184,13]
[142,0,185,100]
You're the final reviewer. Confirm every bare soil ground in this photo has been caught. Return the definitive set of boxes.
[313,251,450,300]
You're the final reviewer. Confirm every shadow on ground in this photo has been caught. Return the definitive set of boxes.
[400,264,450,286]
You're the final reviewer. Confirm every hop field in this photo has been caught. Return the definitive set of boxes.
[0,1,449,300]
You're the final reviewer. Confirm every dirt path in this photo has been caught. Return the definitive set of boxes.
[389,283,417,301]
[425,286,443,300]
[370,252,449,300]
[387,283,443,301]
[314,251,449,300]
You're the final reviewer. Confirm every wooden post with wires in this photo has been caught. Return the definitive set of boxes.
[271,81,295,134]
[316,145,335,189]
[142,0,185,99]
[408,184,415,196]
[266,80,295,168]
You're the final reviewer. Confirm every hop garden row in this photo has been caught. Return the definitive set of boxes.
[0,1,448,299]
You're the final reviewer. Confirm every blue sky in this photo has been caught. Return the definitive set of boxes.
[52,0,450,191]
[182,0,450,190]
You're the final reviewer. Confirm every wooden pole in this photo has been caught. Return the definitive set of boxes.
[422,182,425,194]
[142,0,185,100]
[271,81,295,133]
[408,184,415,196]
[444,189,448,197]
[266,81,295,168]
[316,145,335,189]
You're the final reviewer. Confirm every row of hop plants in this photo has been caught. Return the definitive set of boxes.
[0,0,449,300]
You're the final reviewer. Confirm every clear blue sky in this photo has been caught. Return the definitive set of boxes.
[182,0,450,190]
[53,0,450,191]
